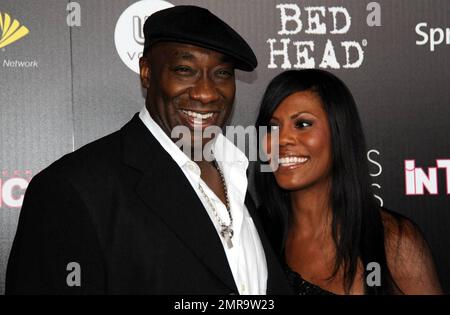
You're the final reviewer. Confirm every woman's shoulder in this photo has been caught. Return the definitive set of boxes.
[380,208,421,243]
[380,208,442,294]
[380,207,429,263]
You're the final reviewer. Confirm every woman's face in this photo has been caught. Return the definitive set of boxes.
[266,90,332,191]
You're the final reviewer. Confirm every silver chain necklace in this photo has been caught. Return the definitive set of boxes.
[197,160,234,249]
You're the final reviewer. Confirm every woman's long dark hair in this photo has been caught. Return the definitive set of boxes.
[255,69,398,294]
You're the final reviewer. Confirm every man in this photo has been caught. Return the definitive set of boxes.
[6,5,291,294]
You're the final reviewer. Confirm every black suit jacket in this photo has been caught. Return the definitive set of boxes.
[6,114,292,294]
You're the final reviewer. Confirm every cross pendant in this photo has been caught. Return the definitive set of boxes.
[221,228,233,249]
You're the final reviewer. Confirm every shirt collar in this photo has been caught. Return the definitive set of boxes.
[213,131,249,170]
[139,107,191,169]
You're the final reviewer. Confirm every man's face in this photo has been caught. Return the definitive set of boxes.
[139,42,236,150]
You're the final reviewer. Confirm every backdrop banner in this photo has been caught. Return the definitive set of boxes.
[0,0,449,294]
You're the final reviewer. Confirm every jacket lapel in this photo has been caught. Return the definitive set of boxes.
[121,114,238,293]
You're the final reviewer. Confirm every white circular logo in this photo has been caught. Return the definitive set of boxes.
[114,0,174,74]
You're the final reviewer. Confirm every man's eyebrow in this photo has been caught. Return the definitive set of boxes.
[172,51,195,60]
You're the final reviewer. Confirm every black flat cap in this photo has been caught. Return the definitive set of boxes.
[143,5,257,71]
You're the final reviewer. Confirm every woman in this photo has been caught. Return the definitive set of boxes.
[255,69,442,294]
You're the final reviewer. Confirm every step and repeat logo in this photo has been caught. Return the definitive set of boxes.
[0,170,32,209]
[368,149,384,207]
[1,10,38,69]
[0,11,29,49]
[415,22,450,52]
[114,0,173,74]
[405,159,450,195]
[266,2,382,69]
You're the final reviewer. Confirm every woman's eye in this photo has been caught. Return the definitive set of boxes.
[295,120,312,129]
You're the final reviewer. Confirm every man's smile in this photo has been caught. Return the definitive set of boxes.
[178,109,221,131]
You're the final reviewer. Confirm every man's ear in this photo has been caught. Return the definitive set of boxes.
[139,57,151,89]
